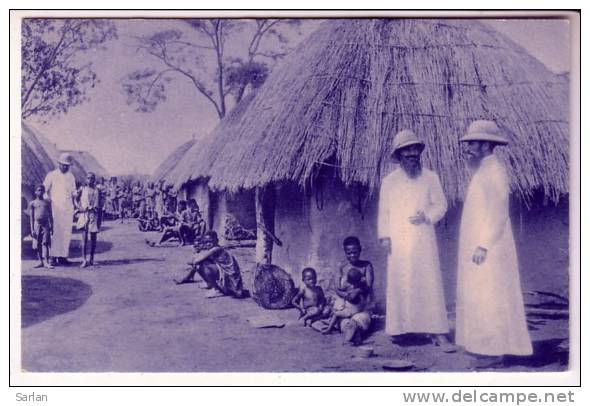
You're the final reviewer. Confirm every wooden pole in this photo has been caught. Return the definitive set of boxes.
[255,185,276,265]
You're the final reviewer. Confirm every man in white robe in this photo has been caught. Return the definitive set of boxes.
[43,153,77,266]
[456,120,532,362]
[378,130,453,350]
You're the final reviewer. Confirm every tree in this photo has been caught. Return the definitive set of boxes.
[21,19,117,120]
[122,19,301,119]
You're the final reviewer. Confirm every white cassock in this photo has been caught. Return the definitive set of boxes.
[43,169,76,258]
[378,168,449,335]
[456,155,532,356]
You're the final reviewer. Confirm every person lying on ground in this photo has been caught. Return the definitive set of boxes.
[146,200,187,246]
[175,231,246,298]
[322,267,370,342]
[291,267,329,326]
[28,184,54,269]
[76,172,101,268]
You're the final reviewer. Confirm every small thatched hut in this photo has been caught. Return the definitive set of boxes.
[165,93,259,236]
[21,122,88,196]
[152,139,196,184]
[169,19,571,308]
[62,150,109,180]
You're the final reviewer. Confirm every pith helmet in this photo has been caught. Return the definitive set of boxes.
[460,120,509,145]
[57,152,73,166]
[392,129,425,160]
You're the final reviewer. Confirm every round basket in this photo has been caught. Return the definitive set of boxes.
[251,263,296,309]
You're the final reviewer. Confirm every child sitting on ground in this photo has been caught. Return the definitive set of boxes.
[322,267,370,335]
[28,184,54,269]
[291,267,328,326]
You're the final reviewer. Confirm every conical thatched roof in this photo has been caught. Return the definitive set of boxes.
[62,150,109,179]
[192,19,568,203]
[165,92,258,188]
[21,122,88,186]
[152,139,196,183]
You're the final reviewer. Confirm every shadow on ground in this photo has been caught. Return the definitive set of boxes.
[22,275,93,328]
[21,240,114,260]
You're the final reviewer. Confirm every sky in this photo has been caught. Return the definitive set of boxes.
[25,17,571,176]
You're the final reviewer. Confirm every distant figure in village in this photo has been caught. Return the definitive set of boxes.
[95,176,107,228]
[28,184,53,269]
[176,231,246,299]
[154,179,167,218]
[456,120,532,367]
[107,177,120,218]
[378,130,454,352]
[178,199,206,245]
[333,236,375,343]
[291,267,327,326]
[43,153,77,266]
[76,172,101,268]
[118,185,131,223]
[322,267,370,341]
[132,180,144,217]
[144,181,157,217]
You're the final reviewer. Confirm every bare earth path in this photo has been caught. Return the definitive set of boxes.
[20,220,568,373]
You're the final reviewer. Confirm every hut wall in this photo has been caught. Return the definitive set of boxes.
[210,190,257,241]
[271,181,570,315]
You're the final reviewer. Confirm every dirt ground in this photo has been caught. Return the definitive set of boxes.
[20,220,569,373]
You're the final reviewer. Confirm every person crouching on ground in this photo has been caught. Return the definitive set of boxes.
[28,184,54,269]
[291,267,328,326]
[178,199,205,246]
[333,236,375,344]
[321,267,370,342]
[76,172,101,268]
[176,231,246,298]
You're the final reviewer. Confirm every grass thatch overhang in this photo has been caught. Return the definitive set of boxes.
[62,150,109,179]
[21,123,56,188]
[165,91,258,189]
[152,139,196,183]
[22,122,88,186]
[199,19,568,204]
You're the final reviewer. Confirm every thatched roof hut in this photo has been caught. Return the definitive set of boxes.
[62,150,109,179]
[152,139,196,183]
[21,122,88,187]
[21,122,56,188]
[195,19,568,204]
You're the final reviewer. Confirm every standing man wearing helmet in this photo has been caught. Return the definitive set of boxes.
[43,153,77,266]
[456,120,532,366]
[378,129,454,352]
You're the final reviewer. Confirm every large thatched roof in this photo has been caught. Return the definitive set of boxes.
[179,19,568,203]
[21,122,88,186]
[152,139,196,183]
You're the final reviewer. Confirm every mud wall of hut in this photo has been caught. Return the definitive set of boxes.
[270,180,570,315]
[207,189,257,241]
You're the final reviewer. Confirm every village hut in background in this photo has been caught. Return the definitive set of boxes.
[167,19,570,310]
[152,138,196,184]
[62,150,109,180]
[164,93,260,242]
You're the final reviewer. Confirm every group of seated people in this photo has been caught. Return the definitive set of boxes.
[146,198,206,247]
[177,233,374,345]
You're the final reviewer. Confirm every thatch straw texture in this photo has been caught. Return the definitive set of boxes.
[62,150,109,179]
[182,19,568,203]
[21,122,56,188]
[152,139,196,183]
